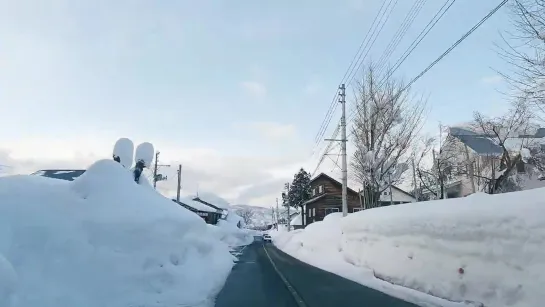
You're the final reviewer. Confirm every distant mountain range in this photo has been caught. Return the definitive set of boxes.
[231,204,299,227]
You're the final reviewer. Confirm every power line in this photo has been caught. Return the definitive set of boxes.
[346,0,458,126]
[311,0,398,157]
[344,0,399,87]
[347,0,509,140]
[374,0,428,76]
[311,1,387,148]
[380,0,457,84]
[311,0,400,168]
[402,0,508,91]
[311,0,390,149]
[312,127,340,176]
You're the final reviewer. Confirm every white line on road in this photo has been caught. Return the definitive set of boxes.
[262,244,307,307]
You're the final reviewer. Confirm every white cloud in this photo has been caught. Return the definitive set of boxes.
[248,122,297,141]
[0,2,310,207]
[481,75,503,85]
[240,81,267,99]
[0,137,306,207]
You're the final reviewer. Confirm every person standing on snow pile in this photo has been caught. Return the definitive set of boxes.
[133,159,146,183]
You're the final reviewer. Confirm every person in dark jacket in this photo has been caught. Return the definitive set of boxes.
[133,159,146,183]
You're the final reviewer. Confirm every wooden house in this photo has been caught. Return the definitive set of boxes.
[302,173,362,226]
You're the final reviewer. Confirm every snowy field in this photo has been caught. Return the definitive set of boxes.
[0,159,252,307]
[271,189,545,307]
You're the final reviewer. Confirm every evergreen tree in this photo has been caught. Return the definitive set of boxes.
[287,168,312,208]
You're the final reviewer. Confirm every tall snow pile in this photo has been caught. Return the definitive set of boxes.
[0,159,236,307]
[272,190,545,307]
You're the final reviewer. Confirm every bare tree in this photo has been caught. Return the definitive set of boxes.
[465,103,534,193]
[413,133,458,200]
[351,66,426,207]
[238,207,255,226]
[497,0,545,116]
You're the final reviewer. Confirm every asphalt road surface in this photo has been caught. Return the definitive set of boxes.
[214,237,419,307]
[215,237,298,307]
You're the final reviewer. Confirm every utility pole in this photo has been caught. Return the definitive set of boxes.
[273,197,280,230]
[323,84,348,216]
[153,151,159,188]
[285,183,291,232]
[271,207,275,230]
[411,158,419,201]
[176,164,182,202]
[152,151,170,189]
[339,83,348,217]
[389,173,394,206]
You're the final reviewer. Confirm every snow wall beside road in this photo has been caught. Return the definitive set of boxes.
[272,190,545,307]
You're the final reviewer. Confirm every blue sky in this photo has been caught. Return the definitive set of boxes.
[0,0,515,206]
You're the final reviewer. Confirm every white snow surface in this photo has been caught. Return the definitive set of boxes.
[290,212,303,226]
[0,159,241,307]
[135,142,154,167]
[113,137,134,169]
[272,189,545,307]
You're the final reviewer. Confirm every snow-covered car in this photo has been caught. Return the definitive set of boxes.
[263,233,272,243]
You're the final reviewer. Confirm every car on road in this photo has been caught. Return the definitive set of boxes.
[263,233,272,243]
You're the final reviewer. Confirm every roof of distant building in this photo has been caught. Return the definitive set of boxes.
[32,169,86,181]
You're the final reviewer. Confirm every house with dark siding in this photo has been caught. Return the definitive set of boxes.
[302,173,361,226]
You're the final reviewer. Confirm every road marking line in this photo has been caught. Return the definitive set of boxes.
[262,244,307,307]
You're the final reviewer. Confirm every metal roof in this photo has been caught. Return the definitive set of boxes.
[449,127,503,156]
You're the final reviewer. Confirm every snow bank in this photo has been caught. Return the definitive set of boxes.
[211,212,253,247]
[0,159,236,307]
[273,189,545,307]
[207,223,254,247]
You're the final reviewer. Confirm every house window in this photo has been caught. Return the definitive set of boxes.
[324,208,339,215]
[352,208,363,213]
[312,208,316,216]
[318,185,324,194]
[312,188,316,196]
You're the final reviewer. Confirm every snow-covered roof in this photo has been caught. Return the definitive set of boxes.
[178,197,217,213]
[449,127,503,156]
[311,173,360,194]
[189,192,230,210]
[450,126,545,156]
